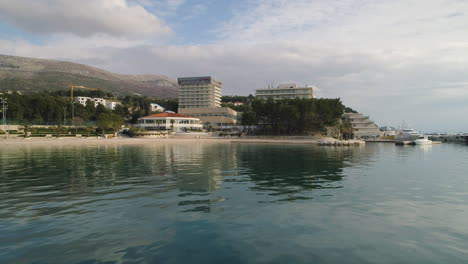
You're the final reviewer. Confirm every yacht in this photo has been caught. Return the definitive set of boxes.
[395,128,421,141]
[414,136,432,145]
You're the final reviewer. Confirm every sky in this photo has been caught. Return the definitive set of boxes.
[0,0,467,132]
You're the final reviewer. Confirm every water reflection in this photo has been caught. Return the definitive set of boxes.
[0,143,378,218]
[2,143,468,264]
[234,144,377,201]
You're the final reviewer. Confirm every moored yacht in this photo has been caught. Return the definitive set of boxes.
[395,128,421,141]
[414,136,432,145]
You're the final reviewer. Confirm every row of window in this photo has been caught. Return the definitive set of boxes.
[139,119,201,124]
[189,113,237,119]
[256,89,312,94]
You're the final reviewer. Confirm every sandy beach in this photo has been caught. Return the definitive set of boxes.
[0,136,326,146]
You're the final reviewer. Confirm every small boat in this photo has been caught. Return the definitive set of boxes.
[414,136,432,145]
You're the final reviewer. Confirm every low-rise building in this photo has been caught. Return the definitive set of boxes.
[255,84,315,100]
[178,107,238,129]
[343,113,381,139]
[75,96,120,110]
[135,113,203,132]
[75,96,92,106]
[106,101,121,111]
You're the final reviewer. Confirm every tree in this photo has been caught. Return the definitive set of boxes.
[240,110,256,133]
[85,126,95,137]
[55,125,66,137]
[96,113,124,135]
[170,119,175,131]
[340,122,353,140]
[96,104,109,116]
[23,124,30,137]
[85,101,96,120]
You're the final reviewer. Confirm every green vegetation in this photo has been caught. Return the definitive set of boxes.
[96,113,124,134]
[241,98,345,135]
[0,90,178,125]
[221,95,255,112]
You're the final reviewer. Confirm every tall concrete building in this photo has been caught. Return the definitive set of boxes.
[178,76,238,129]
[255,84,315,100]
[177,76,222,109]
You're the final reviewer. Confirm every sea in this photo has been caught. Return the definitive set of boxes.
[1,142,468,263]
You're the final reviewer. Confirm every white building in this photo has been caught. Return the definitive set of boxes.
[106,101,121,111]
[256,84,315,100]
[75,96,120,110]
[343,113,381,139]
[178,76,222,109]
[75,96,92,106]
[150,103,165,112]
[135,113,203,132]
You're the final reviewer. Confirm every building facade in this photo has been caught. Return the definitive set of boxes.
[255,84,314,100]
[135,113,203,132]
[343,113,381,139]
[178,107,238,128]
[75,96,120,110]
[106,101,121,110]
[178,76,222,109]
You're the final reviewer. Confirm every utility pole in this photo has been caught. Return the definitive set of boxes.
[63,107,67,126]
[71,101,75,127]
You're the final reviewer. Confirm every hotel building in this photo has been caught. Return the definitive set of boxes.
[255,84,315,100]
[178,76,237,129]
[177,76,222,109]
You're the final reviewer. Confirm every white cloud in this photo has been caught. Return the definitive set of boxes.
[0,0,171,37]
[132,0,186,16]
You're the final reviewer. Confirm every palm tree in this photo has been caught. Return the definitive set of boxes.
[170,119,175,131]
[23,124,30,138]
[156,119,162,130]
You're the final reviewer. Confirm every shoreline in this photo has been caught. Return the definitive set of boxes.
[0,136,330,146]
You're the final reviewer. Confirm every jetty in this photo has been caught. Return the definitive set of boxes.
[395,141,415,145]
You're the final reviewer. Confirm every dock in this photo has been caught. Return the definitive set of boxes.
[395,141,415,145]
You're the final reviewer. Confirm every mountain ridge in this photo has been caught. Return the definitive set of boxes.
[0,54,177,98]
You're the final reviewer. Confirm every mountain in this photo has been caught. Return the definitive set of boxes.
[0,54,177,98]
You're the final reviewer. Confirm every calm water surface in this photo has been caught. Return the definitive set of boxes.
[1,142,468,263]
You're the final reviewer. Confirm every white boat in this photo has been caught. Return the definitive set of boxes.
[414,136,432,145]
[395,128,421,141]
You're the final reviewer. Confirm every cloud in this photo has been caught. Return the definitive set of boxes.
[132,0,186,16]
[0,0,171,37]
